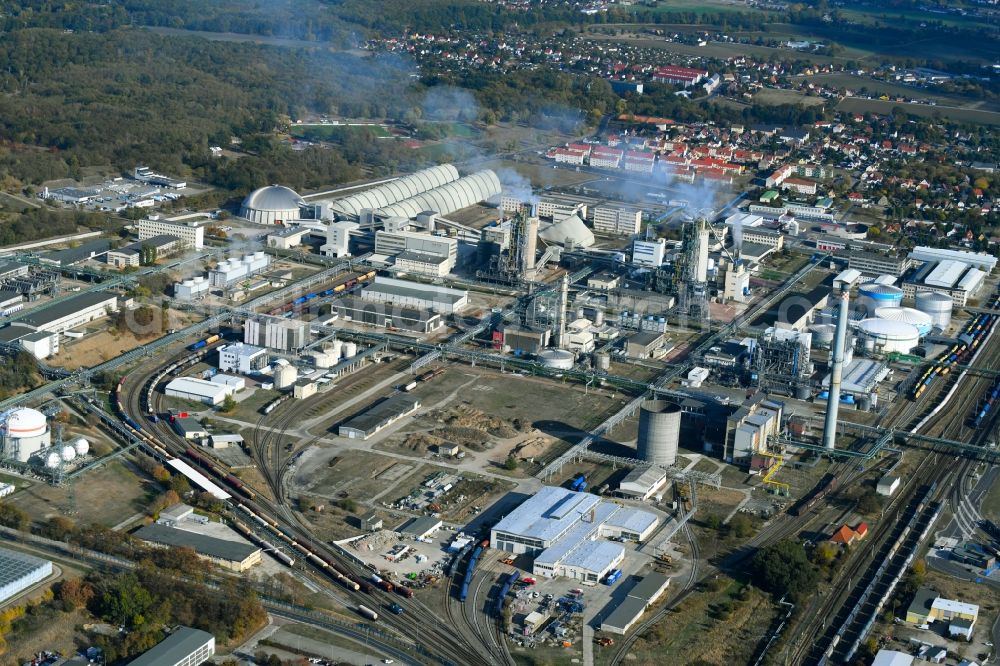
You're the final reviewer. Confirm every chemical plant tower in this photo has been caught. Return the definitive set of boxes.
[822,291,850,449]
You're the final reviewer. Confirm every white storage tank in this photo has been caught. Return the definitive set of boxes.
[72,437,90,457]
[914,291,953,330]
[59,445,76,462]
[858,283,904,315]
[856,318,920,354]
[538,349,575,370]
[330,340,343,360]
[594,352,611,371]
[810,324,837,347]
[312,351,337,369]
[274,364,298,389]
[45,452,61,469]
[342,342,358,359]
[873,307,933,337]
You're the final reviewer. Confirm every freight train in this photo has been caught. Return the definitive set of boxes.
[189,334,222,351]
[494,570,520,614]
[972,377,1000,428]
[266,270,376,316]
[458,539,490,602]
[910,292,1000,400]
[789,473,839,516]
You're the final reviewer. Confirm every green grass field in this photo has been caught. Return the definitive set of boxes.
[290,123,391,141]
[753,88,827,107]
[836,97,1000,126]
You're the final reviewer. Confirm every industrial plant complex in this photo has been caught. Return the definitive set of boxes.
[0,141,997,666]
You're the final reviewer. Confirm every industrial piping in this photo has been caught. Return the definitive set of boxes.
[822,290,850,449]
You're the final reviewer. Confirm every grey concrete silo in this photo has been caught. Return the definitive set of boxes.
[637,400,681,466]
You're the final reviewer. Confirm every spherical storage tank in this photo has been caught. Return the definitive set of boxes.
[874,307,933,337]
[538,349,575,370]
[2,407,51,463]
[856,318,920,354]
[72,437,89,457]
[637,400,681,466]
[858,283,904,315]
[60,445,76,462]
[914,291,953,330]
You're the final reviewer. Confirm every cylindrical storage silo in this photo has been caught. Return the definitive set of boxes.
[330,340,343,359]
[593,310,605,326]
[595,352,611,371]
[856,318,920,354]
[274,364,298,389]
[342,342,358,359]
[538,349,575,370]
[874,307,933,337]
[795,385,811,400]
[810,324,837,348]
[858,283,904,315]
[637,400,681,466]
[914,291,953,330]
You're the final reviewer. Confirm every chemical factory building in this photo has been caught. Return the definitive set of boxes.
[164,377,235,406]
[618,466,668,500]
[126,626,215,666]
[218,343,269,374]
[107,234,181,269]
[822,358,889,395]
[16,291,119,334]
[0,547,52,604]
[331,296,443,333]
[134,524,262,572]
[338,395,421,440]
[374,230,458,273]
[600,573,671,635]
[361,276,468,314]
[491,486,659,582]
[138,217,205,250]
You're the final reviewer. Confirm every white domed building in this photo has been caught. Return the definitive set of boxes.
[1,408,51,463]
[240,185,306,225]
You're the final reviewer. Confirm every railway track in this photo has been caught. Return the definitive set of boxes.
[117,345,495,666]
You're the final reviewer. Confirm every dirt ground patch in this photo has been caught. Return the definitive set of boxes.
[602,577,777,666]
[13,459,153,527]
[48,308,202,369]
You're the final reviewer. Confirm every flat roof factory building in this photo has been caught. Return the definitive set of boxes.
[126,626,215,666]
[134,524,262,572]
[164,377,235,406]
[360,276,468,314]
[15,291,119,334]
[0,547,53,604]
[600,573,671,635]
[338,395,421,440]
[491,486,659,583]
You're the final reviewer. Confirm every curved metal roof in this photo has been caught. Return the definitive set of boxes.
[241,185,304,212]
[376,170,501,219]
[330,165,460,216]
[873,307,933,331]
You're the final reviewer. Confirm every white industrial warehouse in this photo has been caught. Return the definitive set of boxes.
[327,165,460,218]
[491,486,659,582]
[0,547,52,604]
[360,276,468,314]
[165,377,236,406]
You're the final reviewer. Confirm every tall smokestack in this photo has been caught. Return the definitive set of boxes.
[696,218,709,282]
[523,216,538,280]
[556,273,569,348]
[822,291,850,450]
